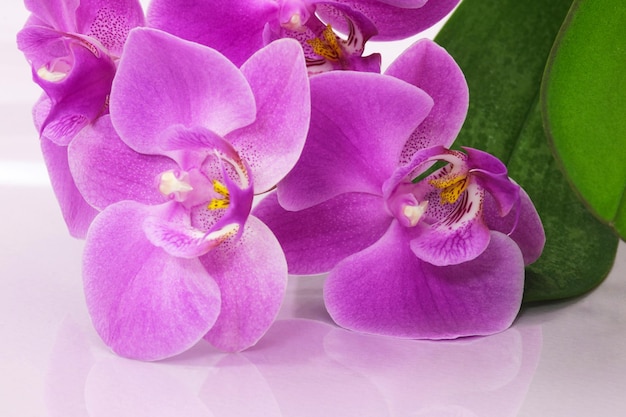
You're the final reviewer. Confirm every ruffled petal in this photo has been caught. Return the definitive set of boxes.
[410,181,491,266]
[74,0,145,56]
[324,222,524,339]
[83,201,221,361]
[147,0,278,66]
[253,191,392,275]
[483,188,545,265]
[40,137,98,238]
[110,27,256,154]
[201,216,287,352]
[386,39,468,163]
[229,39,310,193]
[68,115,175,210]
[278,71,433,210]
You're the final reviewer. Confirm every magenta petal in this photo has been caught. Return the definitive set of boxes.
[278,71,433,210]
[464,147,520,216]
[16,25,67,70]
[37,42,115,145]
[147,0,277,67]
[253,191,392,275]
[83,201,221,361]
[325,222,524,339]
[229,39,310,193]
[483,188,546,265]
[319,0,459,40]
[110,27,256,154]
[74,0,145,56]
[40,137,98,238]
[201,216,287,352]
[144,215,240,259]
[410,182,491,266]
[373,0,427,7]
[24,0,79,33]
[386,39,468,163]
[68,115,175,210]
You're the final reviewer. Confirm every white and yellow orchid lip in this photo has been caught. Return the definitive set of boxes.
[304,16,377,73]
[148,125,258,258]
[381,145,523,266]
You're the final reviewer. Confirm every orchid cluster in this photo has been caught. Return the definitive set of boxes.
[18,0,544,361]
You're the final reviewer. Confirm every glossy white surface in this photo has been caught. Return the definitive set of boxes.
[2,2,625,416]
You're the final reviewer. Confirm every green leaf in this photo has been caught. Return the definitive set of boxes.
[542,0,626,239]
[435,0,618,302]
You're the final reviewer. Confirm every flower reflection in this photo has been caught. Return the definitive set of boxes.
[202,320,390,417]
[47,316,541,416]
[323,322,543,416]
[46,316,215,417]
[202,320,543,417]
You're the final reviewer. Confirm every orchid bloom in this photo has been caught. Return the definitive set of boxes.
[147,0,459,73]
[17,0,144,143]
[17,0,144,237]
[67,28,310,360]
[254,40,545,339]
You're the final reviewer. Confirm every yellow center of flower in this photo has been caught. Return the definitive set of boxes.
[429,175,469,204]
[208,179,230,209]
[307,24,342,61]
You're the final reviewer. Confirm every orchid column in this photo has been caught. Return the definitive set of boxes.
[68,28,310,360]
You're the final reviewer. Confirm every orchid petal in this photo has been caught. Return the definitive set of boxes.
[16,25,68,70]
[278,71,433,210]
[147,0,278,67]
[201,216,287,352]
[68,116,175,210]
[40,137,98,238]
[483,188,546,265]
[229,39,310,193]
[36,42,115,145]
[110,27,256,154]
[324,222,524,339]
[464,147,520,216]
[83,201,221,361]
[317,0,460,40]
[382,145,447,199]
[24,0,79,33]
[370,0,428,7]
[253,191,392,275]
[74,0,145,56]
[157,124,240,171]
[410,181,491,266]
[386,39,468,163]
[143,213,240,259]
[311,3,380,46]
